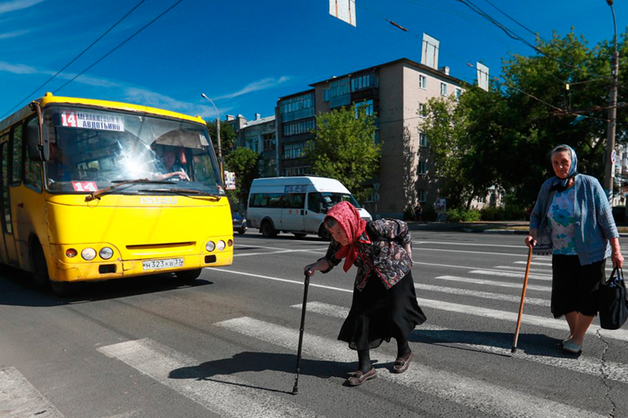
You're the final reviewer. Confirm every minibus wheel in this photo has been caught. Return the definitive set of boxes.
[261,220,277,238]
[318,225,331,241]
[176,268,202,283]
[293,233,307,239]
[31,244,49,289]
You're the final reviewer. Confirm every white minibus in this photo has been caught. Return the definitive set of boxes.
[247,176,372,238]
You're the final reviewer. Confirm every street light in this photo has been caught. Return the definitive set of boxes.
[603,0,619,201]
[201,93,223,175]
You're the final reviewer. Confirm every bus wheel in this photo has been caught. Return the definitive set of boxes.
[32,243,50,289]
[261,221,277,238]
[318,225,331,241]
[176,268,202,283]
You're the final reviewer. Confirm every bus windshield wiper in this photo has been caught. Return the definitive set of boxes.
[138,188,222,201]
[85,179,174,202]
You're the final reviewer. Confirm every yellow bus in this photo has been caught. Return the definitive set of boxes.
[0,92,233,295]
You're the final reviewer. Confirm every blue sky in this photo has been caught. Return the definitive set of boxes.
[0,0,625,122]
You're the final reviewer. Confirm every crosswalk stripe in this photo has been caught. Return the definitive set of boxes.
[493,265,552,274]
[416,283,550,306]
[216,268,627,341]
[295,302,628,385]
[416,297,628,342]
[515,260,552,267]
[470,269,552,281]
[216,317,604,418]
[434,275,551,292]
[97,339,322,418]
[0,367,64,418]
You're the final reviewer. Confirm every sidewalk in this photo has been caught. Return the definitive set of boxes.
[408,220,628,236]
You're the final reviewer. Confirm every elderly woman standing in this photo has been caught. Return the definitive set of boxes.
[526,144,624,354]
[304,202,426,386]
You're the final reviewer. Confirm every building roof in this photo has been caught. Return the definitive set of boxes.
[244,115,275,128]
[309,57,465,87]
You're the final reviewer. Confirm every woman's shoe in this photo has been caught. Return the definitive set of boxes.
[562,339,582,354]
[393,352,413,374]
[345,367,377,386]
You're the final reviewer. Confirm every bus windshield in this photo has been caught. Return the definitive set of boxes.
[321,192,362,209]
[43,106,224,195]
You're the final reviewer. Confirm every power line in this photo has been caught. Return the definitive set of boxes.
[1,0,147,119]
[53,0,185,95]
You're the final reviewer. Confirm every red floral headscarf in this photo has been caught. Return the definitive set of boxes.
[324,201,368,272]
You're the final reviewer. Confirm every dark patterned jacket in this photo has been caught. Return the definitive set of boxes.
[321,219,413,290]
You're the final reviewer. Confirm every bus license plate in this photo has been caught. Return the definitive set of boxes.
[142,258,184,270]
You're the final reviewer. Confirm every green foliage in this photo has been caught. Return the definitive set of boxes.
[304,105,381,193]
[422,204,437,222]
[419,30,628,208]
[225,147,259,204]
[403,206,414,221]
[206,121,237,159]
[479,205,526,221]
[446,207,481,223]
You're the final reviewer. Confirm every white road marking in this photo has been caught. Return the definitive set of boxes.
[216,317,604,418]
[416,283,550,306]
[294,301,628,385]
[0,367,64,418]
[434,275,551,292]
[97,339,322,418]
[470,269,552,281]
[234,249,315,257]
[216,268,628,341]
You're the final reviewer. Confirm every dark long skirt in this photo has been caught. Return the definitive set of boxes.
[338,271,426,350]
[551,254,606,318]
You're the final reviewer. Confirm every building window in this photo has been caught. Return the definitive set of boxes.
[283,142,305,160]
[283,167,307,176]
[440,82,447,96]
[263,133,276,151]
[419,75,427,89]
[418,132,428,148]
[418,161,427,175]
[245,135,259,153]
[418,103,426,117]
[418,189,426,203]
[355,99,374,117]
[351,73,378,92]
[283,119,315,136]
[455,88,462,100]
[280,93,315,123]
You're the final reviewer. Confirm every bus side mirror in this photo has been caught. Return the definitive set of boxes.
[27,102,49,161]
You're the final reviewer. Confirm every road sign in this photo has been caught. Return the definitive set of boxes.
[373,192,380,202]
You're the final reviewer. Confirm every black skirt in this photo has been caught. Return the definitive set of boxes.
[551,254,606,318]
[338,271,426,350]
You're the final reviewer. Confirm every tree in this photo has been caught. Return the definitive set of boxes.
[420,29,628,209]
[304,105,380,193]
[206,120,236,159]
[225,147,259,206]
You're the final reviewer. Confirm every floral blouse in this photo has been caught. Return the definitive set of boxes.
[321,219,413,291]
[548,188,577,255]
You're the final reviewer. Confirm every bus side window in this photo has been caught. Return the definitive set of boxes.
[284,193,305,209]
[267,193,282,208]
[24,118,42,192]
[307,192,323,213]
[0,140,12,234]
[10,124,23,186]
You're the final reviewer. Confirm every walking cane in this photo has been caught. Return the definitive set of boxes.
[511,245,533,353]
[292,272,311,395]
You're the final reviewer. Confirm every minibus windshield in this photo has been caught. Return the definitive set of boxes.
[43,106,224,195]
[321,192,362,209]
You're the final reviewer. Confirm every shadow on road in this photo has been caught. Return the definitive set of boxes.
[0,264,213,307]
[412,328,578,358]
[169,351,355,394]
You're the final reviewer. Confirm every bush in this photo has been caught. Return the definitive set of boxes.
[480,205,526,221]
[422,204,437,222]
[446,207,481,222]
[403,206,414,221]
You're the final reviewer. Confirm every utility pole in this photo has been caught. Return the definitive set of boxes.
[603,0,619,202]
[201,93,223,179]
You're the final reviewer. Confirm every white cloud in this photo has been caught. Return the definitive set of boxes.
[0,61,38,74]
[0,30,29,40]
[214,76,291,100]
[0,0,45,14]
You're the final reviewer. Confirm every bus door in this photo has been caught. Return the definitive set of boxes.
[0,139,18,265]
[304,192,325,233]
[281,193,305,232]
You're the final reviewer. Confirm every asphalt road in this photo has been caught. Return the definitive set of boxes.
[1,230,628,418]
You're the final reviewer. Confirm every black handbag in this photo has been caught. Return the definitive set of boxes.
[599,267,628,330]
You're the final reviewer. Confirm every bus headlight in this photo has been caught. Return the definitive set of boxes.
[206,241,216,252]
[216,240,226,251]
[81,248,97,261]
[99,247,114,260]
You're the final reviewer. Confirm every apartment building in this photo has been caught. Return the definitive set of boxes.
[275,57,465,218]
[226,113,278,178]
